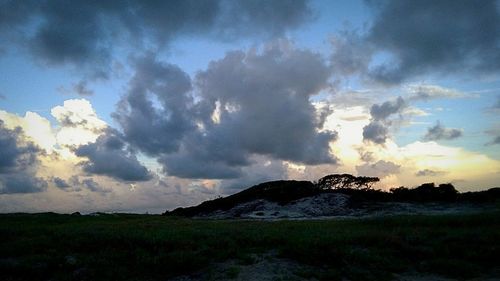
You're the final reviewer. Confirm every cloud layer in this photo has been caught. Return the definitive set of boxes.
[367,0,500,83]
[0,0,313,76]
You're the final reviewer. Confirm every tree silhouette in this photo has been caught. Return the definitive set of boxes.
[316,174,380,190]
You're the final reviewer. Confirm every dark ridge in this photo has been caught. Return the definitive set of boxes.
[163,173,500,217]
[459,187,500,203]
[166,180,316,217]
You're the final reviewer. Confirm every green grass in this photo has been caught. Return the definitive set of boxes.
[1,212,499,280]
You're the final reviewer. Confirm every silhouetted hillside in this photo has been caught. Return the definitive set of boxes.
[167,180,317,217]
[164,174,500,217]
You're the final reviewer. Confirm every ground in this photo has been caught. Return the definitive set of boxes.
[1,209,499,281]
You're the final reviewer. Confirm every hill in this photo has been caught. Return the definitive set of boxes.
[164,174,500,219]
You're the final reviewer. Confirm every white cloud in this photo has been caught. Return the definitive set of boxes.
[51,99,107,147]
[0,110,56,152]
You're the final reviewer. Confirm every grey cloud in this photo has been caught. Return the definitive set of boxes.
[356,160,401,178]
[73,81,94,96]
[362,121,389,144]
[219,157,288,193]
[75,129,152,182]
[362,96,406,144]
[415,169,447,177]
[490,95,500,112]
[113,54,195,156]
[82,178,111,194]
[117,43,338,179]
[216,0,313,39]
[330,29,374,76]
[0,174,48,194]
[407,84,469,101]
[1,0,312,75]
[487,135,500,146]
[370,96,406,121]
[193,44,337,164]
[0,120,47,194]
[367,0,500,84]
[52,177,70,189]
[66,175,110,194]
[423,121,463,141]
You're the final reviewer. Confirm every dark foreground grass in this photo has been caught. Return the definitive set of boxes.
[1,212,499,281]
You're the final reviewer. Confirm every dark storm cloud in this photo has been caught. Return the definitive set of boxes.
[362,97,407,144]
[0,120,47,194]
[116,43,338,179]
[355,160,400,178]
[0,0,312,74]
[423,121,463,141]
[366,0,500,84]
[75,129,152,182]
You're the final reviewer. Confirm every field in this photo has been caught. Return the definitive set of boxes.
[1,212,499,281]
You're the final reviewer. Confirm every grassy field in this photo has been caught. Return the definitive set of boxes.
[1,212,499,281]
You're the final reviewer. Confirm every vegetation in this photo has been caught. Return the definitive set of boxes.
[316,174,380,190]
[1,212,499,280]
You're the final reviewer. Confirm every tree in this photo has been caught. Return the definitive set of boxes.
[316,174,380,190]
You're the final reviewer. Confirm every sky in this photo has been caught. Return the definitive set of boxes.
[1,0,500,213]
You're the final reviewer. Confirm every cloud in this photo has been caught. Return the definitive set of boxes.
[115,43,338,180]
[113,54,196,156]
[0,174,48,194]
[406,84,471,101]
[52,177,70,189]
[51,99,107,147]
[366,0,500,84]
[0,0,312,75]
[191,42,337,165]
[495,95,500,110]
[362,121,389,144]
[75,129,152,182]
[0,120,47,194]
[423,121,463,141]
[72,81,94,96]
[415,169,447,177]
[362,96,406,144]
[486,135,500,146]
[370,96,406,121]
[81,178,111,194]
[356,160,401,178]
[330,29,374,76]
[64,175,111,194]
